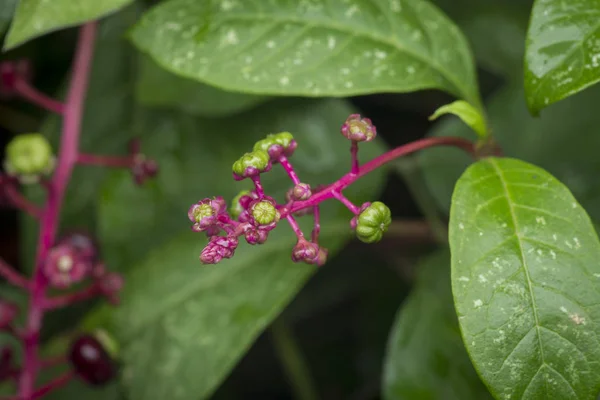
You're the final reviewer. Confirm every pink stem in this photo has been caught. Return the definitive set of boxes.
[18,22,97,400]
[285,215,304,239]
[251,176,265,198]
[0,258,30,289]
[12,78,65,115]
[331,191,360,215]
[77,153,133,168]
[278,156,300,185]
[31,370,75,399]
[350,141,359,175]
[3,184,42,219]
[42,284,101,310]
[287,137,475,215]
[311,206,320,242]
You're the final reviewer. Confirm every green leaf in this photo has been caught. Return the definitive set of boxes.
[383,250,491,400]
[0,0,17,35]
[136,56,269,117]
[429,100,487,138]
[93,98,386,400]
[3,0,134,50]
[130,0,482,107]
[524,0,600,113]
[433,0,530,79]
[450,157,600,399]
[419,83,600,222]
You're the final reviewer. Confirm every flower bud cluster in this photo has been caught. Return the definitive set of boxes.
[188,117,390,268]
[253,132,297,161]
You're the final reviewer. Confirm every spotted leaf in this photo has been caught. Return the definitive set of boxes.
[130,0,483,110]
[450,157,600,399]
[524,0,600,114]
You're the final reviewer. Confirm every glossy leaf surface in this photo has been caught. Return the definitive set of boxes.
[450,157,600,399]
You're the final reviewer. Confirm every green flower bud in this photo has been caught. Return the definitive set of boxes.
[232,150,270,179]
[251,200,280,225]
[355,201,391,243]
[253,132,297,159]
[4,133,55,183]
[230,190,251,219]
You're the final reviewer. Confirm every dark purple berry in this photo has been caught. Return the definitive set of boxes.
[69,334,115,386]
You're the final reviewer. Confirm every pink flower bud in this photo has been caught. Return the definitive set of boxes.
[340,114,377,142]
[43,244,92,288]
[200,235,239,264]
[244,228,269,245]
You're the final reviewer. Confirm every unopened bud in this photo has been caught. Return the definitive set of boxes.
[232,150,271,180]
[229,190,251,219]
[253,132,297,159]
[290,183,312,201]
[340,114,376,142]
[244,228,269,245]
[4,133,55,184]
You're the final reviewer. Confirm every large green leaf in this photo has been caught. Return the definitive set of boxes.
[433,0,530,79]
[95,98,386,400]
[524,0,600,113]
[450,157,600,399]
[136,56,269,117]
[382,250,491,400]
[419,83,600,222]
[130,0,482,108]
[3,0,134,50]
[0,0,16,35]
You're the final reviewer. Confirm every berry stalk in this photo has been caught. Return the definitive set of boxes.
[18,22,97,399]
[287,136,474,215]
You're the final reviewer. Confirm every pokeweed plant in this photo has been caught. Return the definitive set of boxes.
[0,0,598,400]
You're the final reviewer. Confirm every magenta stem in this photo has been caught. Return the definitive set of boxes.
[18,22,97,399]
[331,191,360,215]
[287,137,475,215]
[77,153,133,168]
[311,206,320,242]
[31,370,75,399]
[42,284,101,310]
[350,141,359,175]
[13,78,65,115]
[0,258,30,289]
[3,184,42,219]
[251,176,265,198]
[278,156,300,185]
[285,215,304,239]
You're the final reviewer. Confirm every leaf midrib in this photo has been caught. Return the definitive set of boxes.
[162,12,477,105]
[488,158,550,397]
